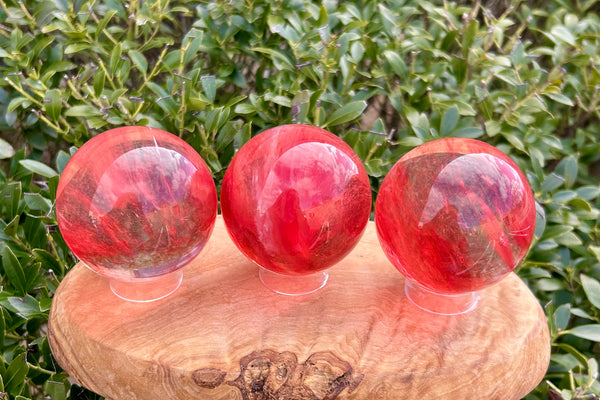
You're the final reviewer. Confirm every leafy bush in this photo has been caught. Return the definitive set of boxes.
[1,0,599,398]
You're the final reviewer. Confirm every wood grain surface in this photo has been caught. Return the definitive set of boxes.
[48,216,550,400]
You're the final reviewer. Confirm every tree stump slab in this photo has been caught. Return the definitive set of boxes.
[48,216,550,400]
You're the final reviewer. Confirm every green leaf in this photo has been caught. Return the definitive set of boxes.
[568,324,600,342]
[552,190,577,202]
[560,155,578,188]
[55,150,71,173]
[93,68,105,97]
[590,246,600,263]
[536,278,566,291]
[65,104,103,118]
[234,103,256,114]
[234,122,252,149]
[452,127,484,138]
[224,95,247,109]
[581,275,600,310]
[350,42,365,63]
[365,159,385,177]
[200,147,221,172]
[5,110,16,128]
[588,358,598,385]
[569,198,592,212]
[544,93,574,106]
[4,215,20,239]
[2,246,27,296]
[45,380,68,400]
[96,9,118,38]
[6,295,43,318]
[484,120,501,137]
[5,353,29,395]
[576,186,600,200]
[146,82,178,116]
[128,50,148,75]
[64,43,92,54]
[378,4,398,36]
[397,137,424,147]
[44,89,62,122]
[554,303,571,331]
[215,121,238,153]
[541,225,572,240]
[270,95,291,107]
[19,159,58,178]
[0,137,16,159]
[24,193,52,213]
[550,25,576,46]
[463,19,479,57]
[317,4,328,27]
[110,42,122,75]
[554,343,589,366]
[511,42,525,66]
[6,181,22,219]
[440,105,459,136]
[7,96,29,113]
[39,297,53,312]
[383,50,408,78]
[405,108,431,138]
[322,101,367,128]
[541,173,565,193]
[250,47,294,70]
[267,14,285,33]
[204,108,222,134]
[0,306,4,349]
[501,131,525,152]
[200,75,216,104]
[32,249,61,273]
[554,231,582,246]
[183,35,202,65]
[291,90,310,123]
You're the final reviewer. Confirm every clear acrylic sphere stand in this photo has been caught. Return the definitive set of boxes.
[108,270,184,303]
[403,279,481,315]
[258,267,329,296]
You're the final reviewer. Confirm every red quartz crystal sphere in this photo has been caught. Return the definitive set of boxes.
[221,124,372,276]
[56,126,218,281]
[375,138,536,295]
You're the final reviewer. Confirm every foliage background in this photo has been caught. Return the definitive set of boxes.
[0,0,599,399]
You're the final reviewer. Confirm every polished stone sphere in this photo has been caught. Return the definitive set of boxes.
[221,124,372,276]
[375,138,536,295]
[56,126,218,282]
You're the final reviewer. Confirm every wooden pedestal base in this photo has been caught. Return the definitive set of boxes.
[48,216,550,399]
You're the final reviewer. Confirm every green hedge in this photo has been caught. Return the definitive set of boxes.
[1,0,599,398]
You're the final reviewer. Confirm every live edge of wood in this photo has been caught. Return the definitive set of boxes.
[48,216,550,400]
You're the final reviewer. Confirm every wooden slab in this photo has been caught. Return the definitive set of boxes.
[48,216,550,400]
